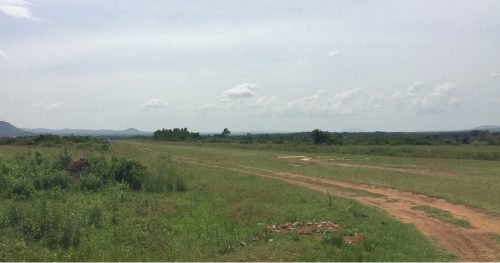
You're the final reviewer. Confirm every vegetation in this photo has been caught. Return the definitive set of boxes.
[412,205,471,228]
[153,128,200,141]
[0,141,453,261]
[0,134,110,150]
[123,140,500,215]
[203,129,500,146]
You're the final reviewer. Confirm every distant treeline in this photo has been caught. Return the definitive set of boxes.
[223,129,500,146]
[0,134,110,150]
[154,127,500,146]
[153,128,200,141]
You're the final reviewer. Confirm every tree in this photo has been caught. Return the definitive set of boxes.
[222,128,231,137]
[311,129,329,144]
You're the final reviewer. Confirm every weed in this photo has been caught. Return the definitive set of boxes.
[326,192,333,207]
[85,203,104,228]
[348,202,369,218]
[53,148,72,170]
[80,174,102,191]
[488,233,500,244]
[412,205,471,228]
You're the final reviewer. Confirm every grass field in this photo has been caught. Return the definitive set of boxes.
[120,140,500,215]
[0,140,460,261]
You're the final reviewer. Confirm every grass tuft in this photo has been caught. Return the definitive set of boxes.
[412,205,471,228]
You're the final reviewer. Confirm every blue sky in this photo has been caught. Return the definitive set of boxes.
[1,0,499,132]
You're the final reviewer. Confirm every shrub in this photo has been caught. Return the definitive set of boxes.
[53,149,72,170]
[33,171,73,190]
[9,177,35,199]
[80,174,102,191]
[4,200,83,249]
[110,157,146,190]
[88,156,112,183]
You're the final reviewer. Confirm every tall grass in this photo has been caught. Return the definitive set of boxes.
[144,154,186,193]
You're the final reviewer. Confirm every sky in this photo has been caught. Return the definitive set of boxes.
[1,0,499,132]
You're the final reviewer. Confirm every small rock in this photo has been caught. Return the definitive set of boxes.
[292,221,300,227]
[268,239,274,243]
[239,241,247,247]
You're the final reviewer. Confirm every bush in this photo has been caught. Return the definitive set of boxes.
[88,156,112,184]
[80,174,102,191]
[3,200,83,249]
[33,171,73,190]
[53,149,72,170]
[8,177,35,199]
[110,157,146,190]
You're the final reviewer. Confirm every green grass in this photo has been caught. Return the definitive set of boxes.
[489,233,500,244]
[0,141,454,261]
[412,205,471,228]
[118,140,500,215]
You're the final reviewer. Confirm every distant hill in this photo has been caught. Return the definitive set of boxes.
[473,125,500,132]
[0,121,32,137]
[22,127,152,137]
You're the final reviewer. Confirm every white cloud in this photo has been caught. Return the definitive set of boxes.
[44,103,62,112]
[223,83,256,99]
[391,81,424,107]
[488,98,500,103]
[0,0,38,20]
[411,83,460,113]
[407,81,424,95]
[203,88,366,117]
[491,73,499,78]
[368,94,384,110]
[327,50,340,58]
[0,49,7,58]
[146,98,168,108]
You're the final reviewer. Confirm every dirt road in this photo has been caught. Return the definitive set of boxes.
[175,156,500,261]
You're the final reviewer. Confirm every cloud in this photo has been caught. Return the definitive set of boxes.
[44,103,62,112]
[368,94,384,110]
[391,81,424,107]
[146,98,168,108]
[488,98,500,103]
[411,83,460,113]
[223,83,256,99]
[407,81,424,95]
[273,88,365,116]
[33,102,63,111]
[0,0,38,20]
[327,50,340,58]
[203,88,366,117]
[491,73,499,78]
[0,48,7,58]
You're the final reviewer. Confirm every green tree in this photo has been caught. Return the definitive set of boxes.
[222,128,231,137]
[311,129,330,144]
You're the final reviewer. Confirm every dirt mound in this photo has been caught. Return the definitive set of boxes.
[64,158,90,177]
